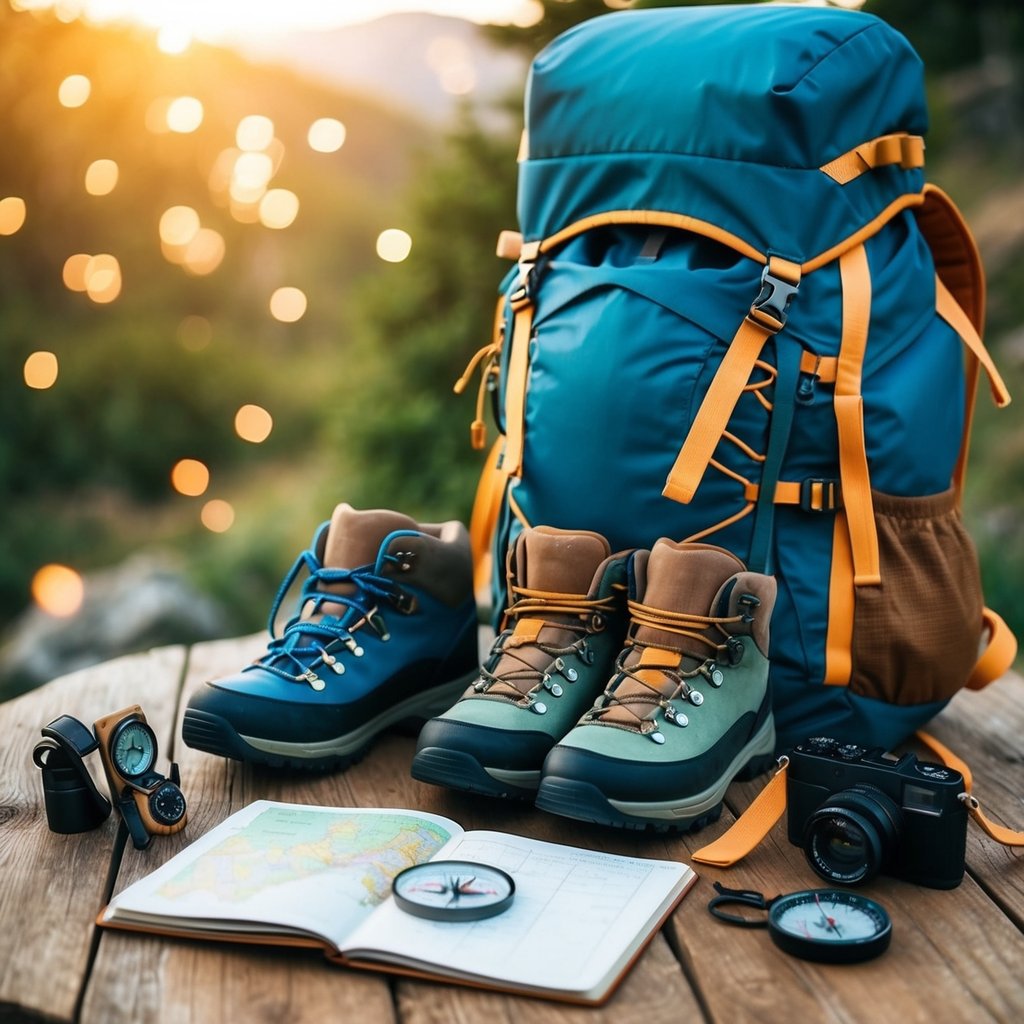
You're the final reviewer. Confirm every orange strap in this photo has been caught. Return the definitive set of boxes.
[742,478,841,511]
[691,758,789,867]
[820,133,925,185]
[663,256,801,504]
[501,293,534,480]
[823,510,856,686]
[915,731,1024,847]
[799,350,837,384]
[468,437,506,599]
[935,273,1011,411]
[835,244,881,586]
[967,607,1018,691]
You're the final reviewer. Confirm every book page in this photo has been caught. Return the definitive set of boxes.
[342,830,695,999]
[101,801,463,949]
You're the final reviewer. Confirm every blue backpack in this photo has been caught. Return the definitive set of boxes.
[455,4,1016,753]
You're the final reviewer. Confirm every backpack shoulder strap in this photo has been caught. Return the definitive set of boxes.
[913,184,1010,498]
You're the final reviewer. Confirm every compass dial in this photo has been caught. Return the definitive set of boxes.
[149,781,187,826]
[393,860,515,922]
[111,719,157,778]
[769,890,892,964]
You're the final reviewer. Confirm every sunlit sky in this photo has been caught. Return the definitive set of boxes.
[15,0,546,41]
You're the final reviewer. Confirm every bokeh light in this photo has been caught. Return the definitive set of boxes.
[159,205,200,246]
[258,188,299,229]
[24,351,59,390]
[62,252,90,291]
[269,287,307,323]
[157,25,191,54]
[171,458,209,497]
[236,115,274,152]
[181,227,225,276]
[58,74,91,108]
[427,37,476,96]
[84,159,119,196]
[201,499,235,533]
[308,118,346,153]
[84,253,122,303]
[0,196,27,235]
[32,564,84,618]
[376,228,413,263]
[178,315,212,351]
[231,151,274,201]
[234,404,273,443]
[166,96,204,133]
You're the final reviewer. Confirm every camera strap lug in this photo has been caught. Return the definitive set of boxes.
[692,756,790,867]
[915,731,1024,849]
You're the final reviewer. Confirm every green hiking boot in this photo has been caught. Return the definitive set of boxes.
[535,540,777,832]
[411,527,630,799]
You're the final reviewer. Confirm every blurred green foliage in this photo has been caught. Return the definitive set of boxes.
[0,3,425,636]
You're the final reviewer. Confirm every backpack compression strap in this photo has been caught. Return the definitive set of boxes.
[663,256,802,504]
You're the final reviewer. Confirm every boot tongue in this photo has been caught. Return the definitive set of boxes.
[632,541,743,649]
[517,528,610,594]
[601,542,743,727]
[487,529,610,697]
[312,504,419,621]
[323,504,419,569]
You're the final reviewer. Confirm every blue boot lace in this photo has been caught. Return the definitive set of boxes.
[246,525,413,691]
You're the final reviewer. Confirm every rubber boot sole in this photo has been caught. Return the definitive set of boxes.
[535,715,776,833]
[410,746,539,801]
[181,672,475,772]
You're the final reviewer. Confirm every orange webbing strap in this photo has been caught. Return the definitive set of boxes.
[692,757,789,867]
[468,437,506,600]
[967,607,1018,691]
[915,731,1024,848]
[663,256,801,504]
[742,479,842,511]
[836,244,881,586]
[823,511,856,685]
[820,133,925,185]
[935,275,1011,407]
[501,294,534,480]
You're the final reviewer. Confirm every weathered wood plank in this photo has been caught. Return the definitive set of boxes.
[0,646,186,1023]
[81,633,396,1024]
[923,671,1024,927]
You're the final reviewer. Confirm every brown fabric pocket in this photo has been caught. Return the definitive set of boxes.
[849,488,983,705]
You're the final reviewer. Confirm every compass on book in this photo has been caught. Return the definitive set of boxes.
[392,860,515,921]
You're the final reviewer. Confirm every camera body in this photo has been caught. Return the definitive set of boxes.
[786,736,968,889]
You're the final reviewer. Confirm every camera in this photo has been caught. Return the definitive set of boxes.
[786,736,968,890]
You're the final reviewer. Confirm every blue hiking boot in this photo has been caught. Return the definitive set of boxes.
[535,540,777,832]
[411,527,631,799]
[181,504,478,770]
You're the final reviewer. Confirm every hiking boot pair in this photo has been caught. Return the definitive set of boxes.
[412,527,777,833]
[182,504,479,771]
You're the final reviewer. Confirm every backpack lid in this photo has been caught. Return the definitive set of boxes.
[518,5,927,263]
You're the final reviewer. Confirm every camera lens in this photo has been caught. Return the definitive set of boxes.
[802,784,902,885]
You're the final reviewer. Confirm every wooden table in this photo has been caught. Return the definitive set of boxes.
[2,633,1022,1023]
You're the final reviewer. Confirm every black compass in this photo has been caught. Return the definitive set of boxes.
[392,861,515,922]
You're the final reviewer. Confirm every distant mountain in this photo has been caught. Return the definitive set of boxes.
[229,13,528,122]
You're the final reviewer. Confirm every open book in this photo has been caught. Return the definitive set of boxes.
[99,800,696,1004]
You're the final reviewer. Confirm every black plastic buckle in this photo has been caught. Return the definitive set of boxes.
[800,478,840,513]
[752,263,800,328]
